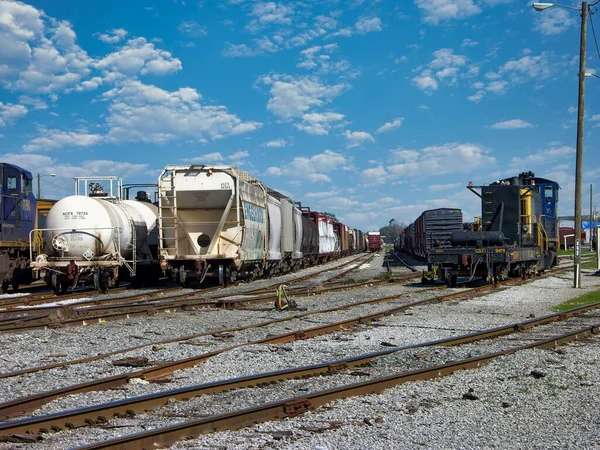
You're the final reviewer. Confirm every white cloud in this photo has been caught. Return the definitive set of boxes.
[102,80,261,144]
[533,8,577,36]
[361,166,388,186]
[428,182,461,191]
[177,21,207,37]
[355,16,383,34]
[343,130,375,148]
[266,149,351,183]
[296,111,344,135]
[229,150,249,160]
[97,28,128,44]
[0,4,93,94]
[388,142,495,176]
[413,49,466,93]
[264,138,288,147]
[23,129,103,152]
[490,119,533,130]
[260,74,348,119]
[246,1,295,33]
[510,145,574,166]
[375,118,403,134]
[414,0,481,24]
[19,95,47,110]
[222,42,260,57]
[0,102,28,127]
[94,37,182,78]
[413,70,438,92]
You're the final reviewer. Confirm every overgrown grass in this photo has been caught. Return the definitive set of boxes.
[344,278,357,285]
[377,272,392,281]
[582,259,599,270]
[552,288,600,312]
[558,249,573,256]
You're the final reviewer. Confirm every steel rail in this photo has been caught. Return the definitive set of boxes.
[2,299,599,437]
[0,272,419,334]
[0,284,447,419]
[77,325,600,450]
[0,272,565,420]
[0,281,438,382]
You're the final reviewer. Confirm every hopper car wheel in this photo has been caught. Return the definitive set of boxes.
[1,280,8,294]
[11,278,19,292]
[227,265,237,284]
[218,264,225,286]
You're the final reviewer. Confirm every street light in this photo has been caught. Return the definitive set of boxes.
[533,1,593,287]
[37,173,56,199]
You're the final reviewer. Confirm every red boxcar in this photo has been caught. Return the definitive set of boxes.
[367,231,382,252]
[559,227,585,249]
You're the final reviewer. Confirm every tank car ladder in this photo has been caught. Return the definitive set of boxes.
[158,173,179,257]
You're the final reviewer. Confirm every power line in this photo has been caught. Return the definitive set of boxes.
[589,6,600,60]
[41,179,73,193]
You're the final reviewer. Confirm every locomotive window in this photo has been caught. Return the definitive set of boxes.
[21,174,32,195]
[7,176,16,191]
[544,186,553,200]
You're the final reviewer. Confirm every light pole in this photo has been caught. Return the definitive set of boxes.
[36,173,56,199]
[533,2,591,288]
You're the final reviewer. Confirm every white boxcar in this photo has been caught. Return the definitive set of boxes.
[159,165,278,285]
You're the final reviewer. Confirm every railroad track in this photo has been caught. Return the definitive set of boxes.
[0,254,392,334]
[0,266,567,422]
[1,293,599,445]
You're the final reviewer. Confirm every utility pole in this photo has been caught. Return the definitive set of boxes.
[573,1,588,288]
[37,173,41,199]
[590,183,594,251]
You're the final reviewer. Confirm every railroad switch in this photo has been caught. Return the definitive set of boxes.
[275,285,297,310]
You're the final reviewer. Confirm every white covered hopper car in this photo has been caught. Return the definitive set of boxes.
[30,176,159,293]
[159,165,309,286]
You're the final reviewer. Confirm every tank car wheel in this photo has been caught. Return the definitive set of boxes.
[51,273,61,295]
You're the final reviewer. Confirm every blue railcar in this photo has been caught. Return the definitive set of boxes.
[0,163,37,290]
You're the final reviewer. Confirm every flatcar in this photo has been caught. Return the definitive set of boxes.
[428,171,559,286]
[30,176,160,293]
[157,165,365,286]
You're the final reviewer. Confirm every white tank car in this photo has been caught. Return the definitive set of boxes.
[44,196,154,260]
[33,194,158,293]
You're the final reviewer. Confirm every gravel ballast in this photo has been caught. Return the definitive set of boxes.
[1,257,600,449]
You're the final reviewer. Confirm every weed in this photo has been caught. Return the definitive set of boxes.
[552,288,600,312]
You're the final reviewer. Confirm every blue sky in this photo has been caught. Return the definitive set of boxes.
[1,0,599,231]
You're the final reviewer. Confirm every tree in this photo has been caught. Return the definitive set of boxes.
[323,212,338,222]
[379,219,405,245]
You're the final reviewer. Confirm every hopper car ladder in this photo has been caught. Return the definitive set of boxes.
[159,173,179,257]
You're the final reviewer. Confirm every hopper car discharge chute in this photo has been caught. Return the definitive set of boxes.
[29,176,159,293]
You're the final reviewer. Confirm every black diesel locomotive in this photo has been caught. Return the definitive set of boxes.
[428,171,559,286]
